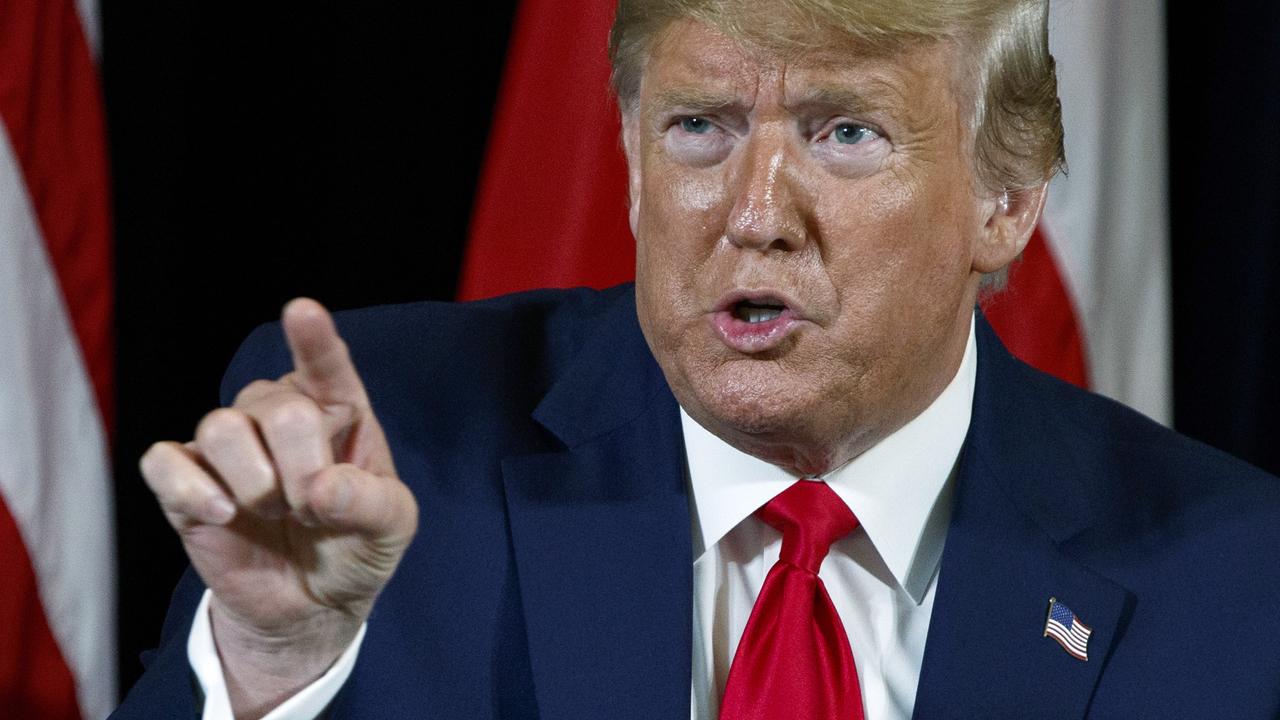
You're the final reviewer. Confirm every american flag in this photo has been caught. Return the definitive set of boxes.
[1044,598,1093,661]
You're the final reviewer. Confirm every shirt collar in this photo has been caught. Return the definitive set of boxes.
[682,314,977,604]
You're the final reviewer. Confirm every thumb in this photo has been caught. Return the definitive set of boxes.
[282,297,370,407]
[306,463,418,544]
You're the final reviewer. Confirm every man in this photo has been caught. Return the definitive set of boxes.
[115,1,1280,718]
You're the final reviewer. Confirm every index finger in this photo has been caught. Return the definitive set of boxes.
[281,297,369,408]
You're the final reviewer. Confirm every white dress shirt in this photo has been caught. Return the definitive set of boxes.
[685,314,976,719]
[190,316,977,720]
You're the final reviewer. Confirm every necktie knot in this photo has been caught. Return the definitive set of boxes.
[722,479,866,720]
[756,479,859,574]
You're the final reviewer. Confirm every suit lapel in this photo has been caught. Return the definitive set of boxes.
[913,316,1134,719]
[502,290,693,720]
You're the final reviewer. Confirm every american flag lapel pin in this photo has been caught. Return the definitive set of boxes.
[1043,597,1093,661]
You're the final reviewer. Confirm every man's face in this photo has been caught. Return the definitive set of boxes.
[626,20,1018,474]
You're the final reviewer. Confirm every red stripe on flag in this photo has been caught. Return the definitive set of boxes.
[0,2,113,717]
[981,227,1090,387]
[0,496,81,720]
[0,0,113,425]
[459,0,632,300]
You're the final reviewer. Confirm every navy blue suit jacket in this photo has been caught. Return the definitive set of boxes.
[115,285,1280,718]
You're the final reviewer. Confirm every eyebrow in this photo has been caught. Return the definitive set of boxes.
[649,87,743,114]
[783,85,897,116]
[649,84,902,120]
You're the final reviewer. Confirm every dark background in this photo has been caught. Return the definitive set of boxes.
[102,1,521,695]
[101,2,1279,697]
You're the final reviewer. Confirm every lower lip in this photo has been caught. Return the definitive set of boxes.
[712,309,802,353]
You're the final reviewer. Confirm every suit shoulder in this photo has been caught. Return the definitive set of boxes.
[334,284,628,354]
[1025,358,1275,494]
[220,285,632,404]
[1002,357,1280,556]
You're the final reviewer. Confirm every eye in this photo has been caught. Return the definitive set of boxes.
[812,119,890,175]
[665,114,734,167]
[832,123,877,145]
[679,116,713,134]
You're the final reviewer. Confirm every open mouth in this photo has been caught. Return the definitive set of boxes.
[732,298,787,324]
[712,292,802,353]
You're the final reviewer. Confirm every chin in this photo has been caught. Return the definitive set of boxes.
[682,360,843,465]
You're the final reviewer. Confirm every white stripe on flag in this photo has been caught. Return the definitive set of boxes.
[1052,627,1087,652]
[1049,625,1090,653]
[1046,0,1171,424]
[0,121,116,719]
[73,0,101,58]
[1046,619,1090,657]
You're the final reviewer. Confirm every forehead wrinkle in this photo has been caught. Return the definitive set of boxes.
[645,22,761,93]
[645,21,852,122]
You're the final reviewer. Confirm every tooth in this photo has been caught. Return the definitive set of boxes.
[743,308,782,324]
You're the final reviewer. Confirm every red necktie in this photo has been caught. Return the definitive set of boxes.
[719,480,865,720]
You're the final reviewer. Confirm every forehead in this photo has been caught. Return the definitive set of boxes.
[639,19,961,118]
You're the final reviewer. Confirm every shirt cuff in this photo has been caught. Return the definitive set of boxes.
[187,589,367,720]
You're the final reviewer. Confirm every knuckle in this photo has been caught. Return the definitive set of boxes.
[233,379,283,406]
[262,396,322,436]
[196,408,251,445]
[228,458,278,498]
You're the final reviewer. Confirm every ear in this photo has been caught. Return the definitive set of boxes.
[621,112,643,236]
[972,181,1049,275]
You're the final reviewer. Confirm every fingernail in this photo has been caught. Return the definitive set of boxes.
[206,497,236,524]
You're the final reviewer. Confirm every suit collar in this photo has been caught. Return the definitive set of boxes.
[965,314,1104,544]
[913,313,1134,719]
[529,286,670,449]
[503,287,693,720]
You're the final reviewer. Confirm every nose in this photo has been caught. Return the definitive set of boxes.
[725,130,807,252]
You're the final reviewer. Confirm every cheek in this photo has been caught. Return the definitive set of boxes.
[634,166,730,350]
[822,171,976,279]
[811,174,978,340]
[672,172,727,218]
[635,167,729,283]
[812,178,913,295]
[642,167,727,238]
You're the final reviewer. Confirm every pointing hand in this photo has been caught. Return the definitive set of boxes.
[140,298,418,717]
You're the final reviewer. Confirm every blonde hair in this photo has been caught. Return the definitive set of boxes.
[608,0,1066,194]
